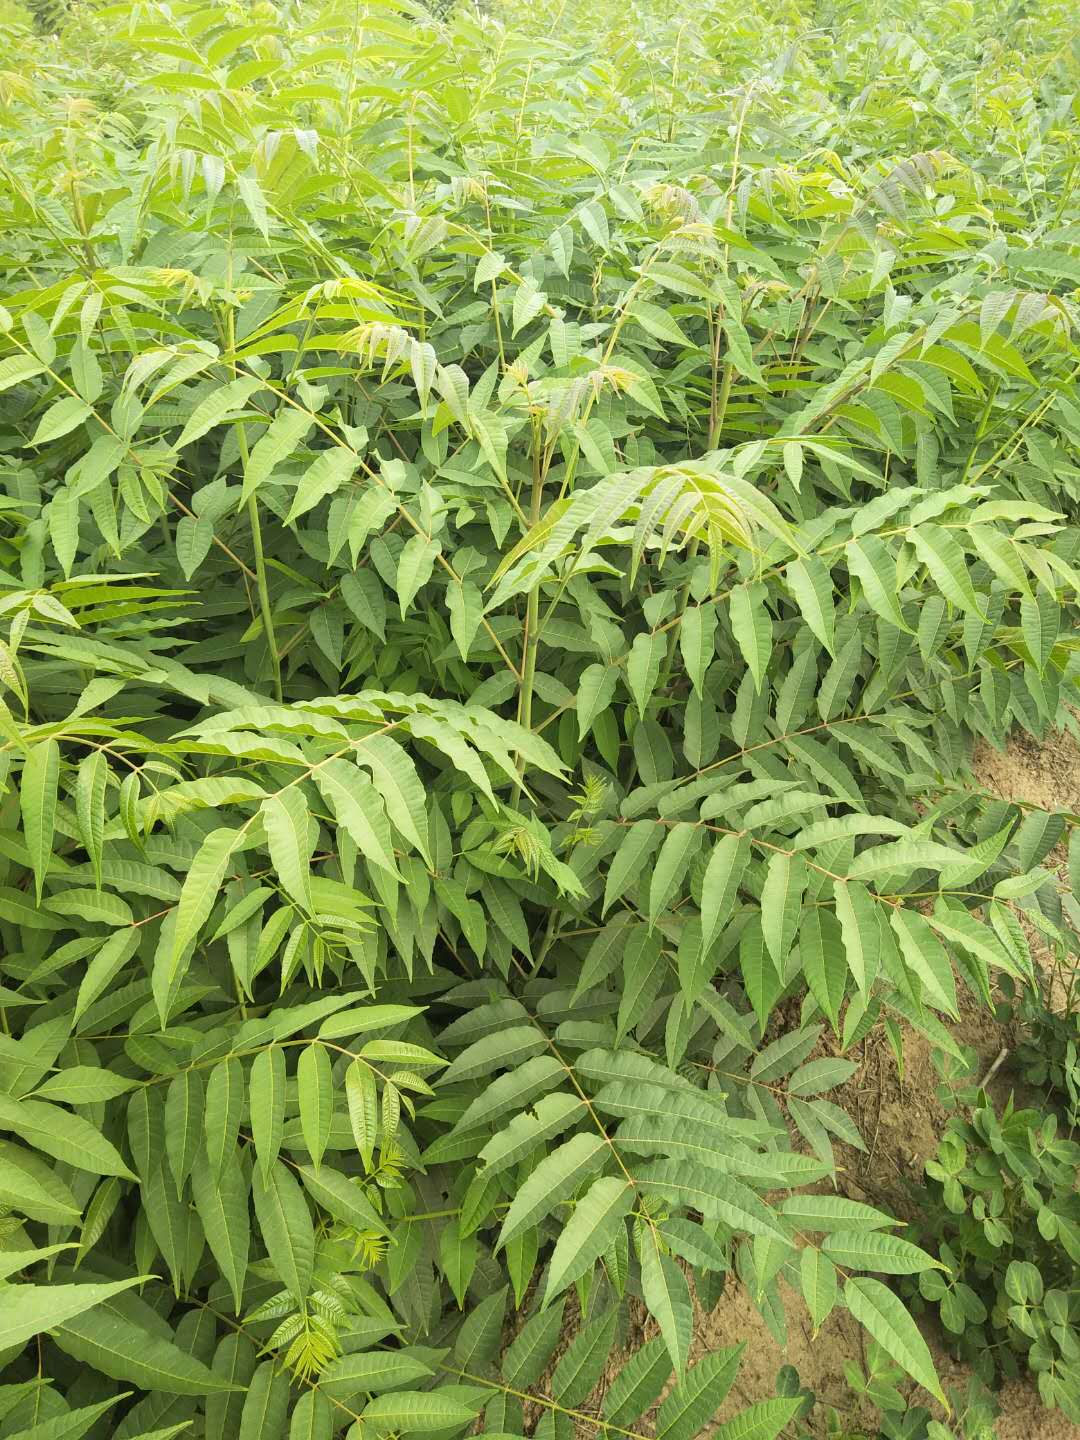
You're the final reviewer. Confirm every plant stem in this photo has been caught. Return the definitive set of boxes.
[246,492,283,703]
[516,419,545,747]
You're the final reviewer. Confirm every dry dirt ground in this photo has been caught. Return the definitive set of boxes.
[536,728,1080,1439]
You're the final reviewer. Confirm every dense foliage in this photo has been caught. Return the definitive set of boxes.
[0,0,1078,1437]
[904,975,1080,1418]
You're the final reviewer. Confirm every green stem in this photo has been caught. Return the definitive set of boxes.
[515,420,546,746]
[246,492,283,703]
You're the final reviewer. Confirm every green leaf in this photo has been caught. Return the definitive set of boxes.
[297,1043,334,1170]
[712,1399,803,1440]
[604,1336,673,1426]
[315,760,398,874]
[176,376,262,448]
[0,1277,142,1352]
[729,582,771,691]
[604,821,663,914]
[0,1094,134,1179]
[890,907,958,1017]
[345,1058,379,1168]
[74,751,108,890]
[784,556,835,655]
[31,396,92,445]
[823,1230,940,1274]
[503,1299,566,1387]
[833,879,878,996]
[240,407,313,504]
[289,1390,332,1440]
[360,1392,481,1432]
[395,534,440,615]
[204,1057,245,1180]
[639,1229,693,1375]
[843,1276,945,1403]
[655,1345,744,1440]
[648,822,702,923]
[164,1069,205,1189]
[20,738,59,903]
[261,788,313,910]
[295,1163,388,1235]
[238,1362,290,1440]
[249,1045,286,1181]
[191,1148,249,1313]
[497,1133,608,1249]
[800,1248,837,1331]
[252,1160,314,1302]
[680,606,717,694]
[169,827,241,994]
[550,1307,618,1405]
[700,833,750,956]
[800,908,847,1033]
[355,734,431,863]
[55,1301,240,1395]
[760,852,806,968]
[544,1175,639,1313]
[910,524,983,615]
[2,1395,124,1440]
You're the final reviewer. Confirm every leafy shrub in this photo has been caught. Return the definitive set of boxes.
[0,0,1078,1436]
[805,1352,997,1440]
[905,1015,1080,1420]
